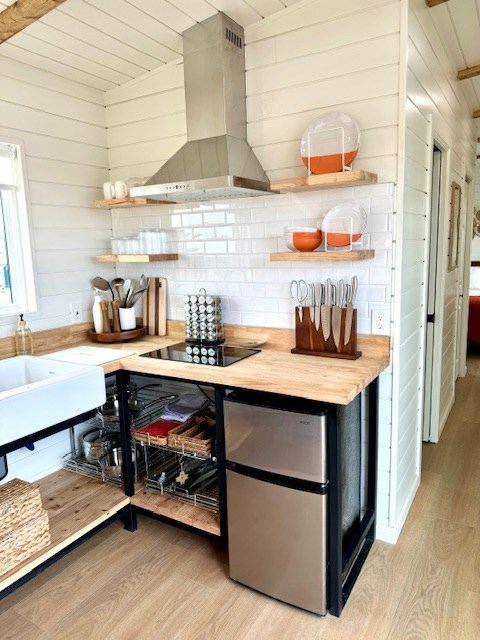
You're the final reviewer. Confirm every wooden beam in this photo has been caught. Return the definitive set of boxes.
[458,64,480,81]
[474,110,480,118]
[0,0,66,44]
[425,0,449,7]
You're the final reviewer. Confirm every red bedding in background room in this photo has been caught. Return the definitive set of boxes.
[468,296,480,344]
[469,262,480,345]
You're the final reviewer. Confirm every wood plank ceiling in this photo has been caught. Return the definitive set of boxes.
[0,0,479,126]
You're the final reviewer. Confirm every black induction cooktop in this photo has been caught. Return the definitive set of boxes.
[140,341,260,367]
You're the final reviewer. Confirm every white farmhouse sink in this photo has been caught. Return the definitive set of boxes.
[0,355,106,447]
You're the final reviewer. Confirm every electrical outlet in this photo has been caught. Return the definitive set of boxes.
[371,308,390,335]
[70,301,83,324]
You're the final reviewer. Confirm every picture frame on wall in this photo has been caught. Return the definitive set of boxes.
[448,181,461,271]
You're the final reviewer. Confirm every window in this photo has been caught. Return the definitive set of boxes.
[0,140,36,317]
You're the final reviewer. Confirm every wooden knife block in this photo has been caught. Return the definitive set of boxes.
[291,307,361,360]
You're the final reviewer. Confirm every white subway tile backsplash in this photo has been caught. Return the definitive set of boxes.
[252,238,278,253]
[215,226,236,239]
[205,241,228,254]
[227,240,252,254]
[109,184,394,334]
[193,227,216,240]
[203,211,226,224]
[183,241,205,253]
[182,212,203,226]
[226,210,252,224]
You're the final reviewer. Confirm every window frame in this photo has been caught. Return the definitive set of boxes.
[0,138,37,318]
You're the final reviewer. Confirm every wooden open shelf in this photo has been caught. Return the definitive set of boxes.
[0,470,129,593]
[93,171,378,210]
[270,249,375,262]
[131,489,221,537]
[93,197,169,208]
[96,254,178,263]
[270,170,377,192]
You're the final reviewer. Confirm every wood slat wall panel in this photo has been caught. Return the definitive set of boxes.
[55,2,174,69]
[107,113,186,148]
[410,8,476,151]
[246,34,400,95]
[106,87,185,128]
[246,0,392,42]
[247,66,399,122]
[0,43,116,90]
[269,3,401,64]
[104,60,184,106]
[0,56,104,103]
[248,96,399,147]
[1,75,105,124]
[108,137,185,173]
[9,31,132,85]
[25,20,148,78]
[0,55,112,356]
[26,157,107,187]
[13,131,107,168]
[404,158,429,193]
[0,104,106,147]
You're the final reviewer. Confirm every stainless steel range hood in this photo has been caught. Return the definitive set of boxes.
[131,12,275,203]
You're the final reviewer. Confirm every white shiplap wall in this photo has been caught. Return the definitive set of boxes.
[106,0,400,538]
[0,57,113,338]
[387,0,477,538]
[0,56,113,482]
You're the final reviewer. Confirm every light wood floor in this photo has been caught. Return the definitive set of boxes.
[1,356,480,640]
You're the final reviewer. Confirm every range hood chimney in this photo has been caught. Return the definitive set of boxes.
[131,12,275,203]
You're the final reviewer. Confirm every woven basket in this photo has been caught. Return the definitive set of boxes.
[0,509,51,576]
[0,478,43,534]
[167,415,215,455]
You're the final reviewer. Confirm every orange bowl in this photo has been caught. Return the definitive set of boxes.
[325,232,362,247]
[292,231,322,251]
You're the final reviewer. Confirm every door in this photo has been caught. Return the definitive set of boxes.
[423,146,442,442]
[226,469,327,615]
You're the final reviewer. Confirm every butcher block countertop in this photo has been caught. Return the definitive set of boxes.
[0,321,390,405]
[97,323,390,406]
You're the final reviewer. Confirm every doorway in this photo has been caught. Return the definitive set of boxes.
[423,145,443,442]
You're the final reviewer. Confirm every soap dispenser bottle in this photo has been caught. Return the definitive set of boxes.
[15,314,34,355]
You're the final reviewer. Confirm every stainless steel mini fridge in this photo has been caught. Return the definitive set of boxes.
[224,392,328,615]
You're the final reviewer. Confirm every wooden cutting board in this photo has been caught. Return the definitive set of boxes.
[143,277,167,336]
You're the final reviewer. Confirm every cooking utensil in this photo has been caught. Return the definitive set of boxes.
[314,282,322,332]
[92,276,114,301]
[332,280,343,348]
[308,283,315,324]
[82,428,120,464]
[98,391,178,419]
[290,279,308,322]
[98,447,123,477]
[321,278,331,341]
[111,277,125,301]
[344,275,358,345]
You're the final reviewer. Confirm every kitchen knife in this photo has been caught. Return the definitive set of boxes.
[344,275,358,345]
[314,282,322,331]
[308,283,315,325]
[321,279,331,341]
[332,282,342,348]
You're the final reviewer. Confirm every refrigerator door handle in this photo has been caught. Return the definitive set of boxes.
[226,461,329,495]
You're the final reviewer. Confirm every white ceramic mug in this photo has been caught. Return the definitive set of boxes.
[114,181,128,199]
[102,181,115,199]
[119,306,136,331]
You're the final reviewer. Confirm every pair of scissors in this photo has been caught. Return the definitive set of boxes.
[290,279,308,321]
